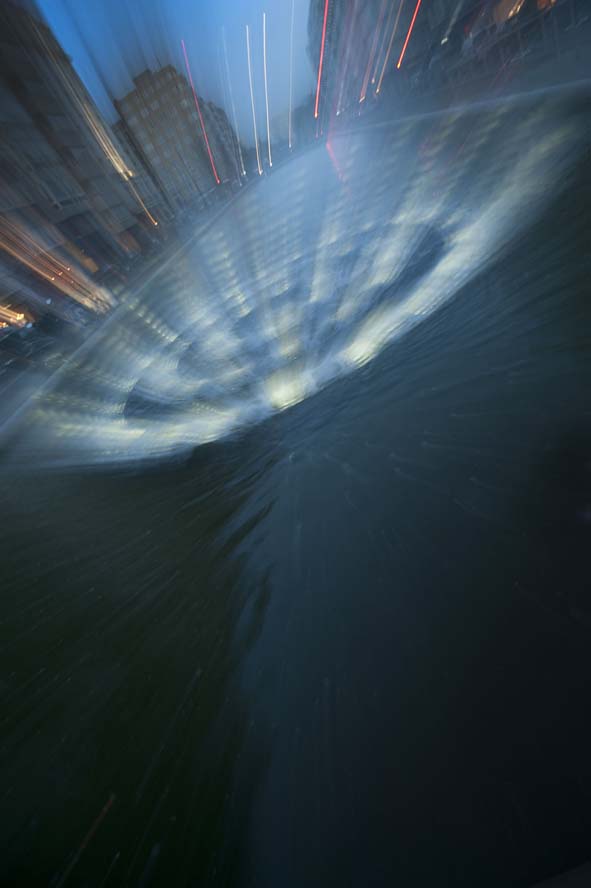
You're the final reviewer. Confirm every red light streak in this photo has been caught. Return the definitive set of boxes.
[396,0,424,69]
[325,140,344,183]
[314,0,330,119]
[181,39,221,185]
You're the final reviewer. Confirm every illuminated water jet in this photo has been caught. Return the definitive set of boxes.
[3,91,585,467]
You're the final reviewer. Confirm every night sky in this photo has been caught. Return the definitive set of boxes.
[37,0,315,143]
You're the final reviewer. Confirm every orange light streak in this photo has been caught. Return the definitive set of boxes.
[29,20,157,226]
[127,180,158,227]
[397,0,424,69]
[0,217,114,313]
[376,0,406,93]
[0,305,28,327]
[181,39,221,185]
[314,0,330,119]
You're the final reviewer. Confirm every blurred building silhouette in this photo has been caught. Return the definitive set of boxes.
[0,1,163,329]
[269,95,317,157]
[113,66,242,213]
[307,0,590,121]
[307,0,385,125]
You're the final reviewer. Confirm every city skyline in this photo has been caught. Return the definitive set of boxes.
[38,0,316,147]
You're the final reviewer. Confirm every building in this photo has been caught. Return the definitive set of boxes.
[307,0,590,115]
[113,66,242,213]
[0,0,160,327]
[306,0,436,124]
[307,0,399,126]
[111,117,176,226]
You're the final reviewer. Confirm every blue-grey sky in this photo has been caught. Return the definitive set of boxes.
[38,0,315,144]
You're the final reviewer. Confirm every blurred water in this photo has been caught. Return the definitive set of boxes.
[0,86,590,887]
[2,88,586,467]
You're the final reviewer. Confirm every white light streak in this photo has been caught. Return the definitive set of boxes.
[263,13,272,168]
[222,28,246,177]
[288,0,295,149]
[246,24,263,176]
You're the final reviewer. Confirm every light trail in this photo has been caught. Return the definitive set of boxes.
[325,140,344,184]
[127,180,159,227]
[0,217,114,313]
[217,44,241,183]
[0,305,28,328]
[441,0,464,45]
[371,0,396,85]
[29,17,157,226]
[222,29,246,176]
[314,0,330,119]
[335,0,358,117]
[376,0,406,93]
[217,45,236,182]
[263,12,272,168]
[397,0,424,69]
[360,0,388,102]
[246,25,263,176]
[288,0,295,148]
[181,39,221,185]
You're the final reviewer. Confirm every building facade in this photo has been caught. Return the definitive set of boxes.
[113,66,242,213]
[307,0,589,117]
[0,1,159,327]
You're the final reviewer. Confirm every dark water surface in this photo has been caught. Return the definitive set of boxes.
[1,103,591,886]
